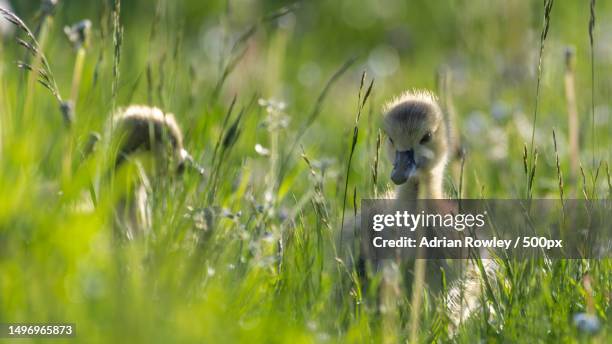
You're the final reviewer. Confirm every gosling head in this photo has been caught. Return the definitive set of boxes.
[112,105,192,175]
[382,90,448,185]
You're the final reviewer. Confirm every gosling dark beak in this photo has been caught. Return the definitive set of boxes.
[391,149,416,185]
[178,149,205,176]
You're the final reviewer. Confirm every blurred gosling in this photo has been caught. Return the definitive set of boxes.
[110,105,200,240]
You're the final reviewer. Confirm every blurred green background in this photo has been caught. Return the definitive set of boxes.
[0,0,610,342]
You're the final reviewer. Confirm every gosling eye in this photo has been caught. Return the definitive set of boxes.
[388,137,394,145]
[420,132,432,144]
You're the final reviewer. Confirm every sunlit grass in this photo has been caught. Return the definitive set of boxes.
[0,1,610,343]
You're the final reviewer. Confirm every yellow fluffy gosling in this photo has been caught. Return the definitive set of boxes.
[111,105,200,239]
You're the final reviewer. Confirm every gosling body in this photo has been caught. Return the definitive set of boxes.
[110,105,189,240]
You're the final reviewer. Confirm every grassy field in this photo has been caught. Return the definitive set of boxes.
[0,0,611,342]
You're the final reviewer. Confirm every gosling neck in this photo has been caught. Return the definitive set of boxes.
[396,165,445,200]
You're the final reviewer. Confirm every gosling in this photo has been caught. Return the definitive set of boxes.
[110,105,200,239]
[382,91,497,330]
[340,91,450,259]
[341,90,492,334]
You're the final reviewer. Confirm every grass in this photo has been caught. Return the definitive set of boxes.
[0,0,611,343]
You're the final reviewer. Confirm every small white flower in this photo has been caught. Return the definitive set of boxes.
[264,190,274,203]
[254,143,270,156]
[275,101,287,111]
